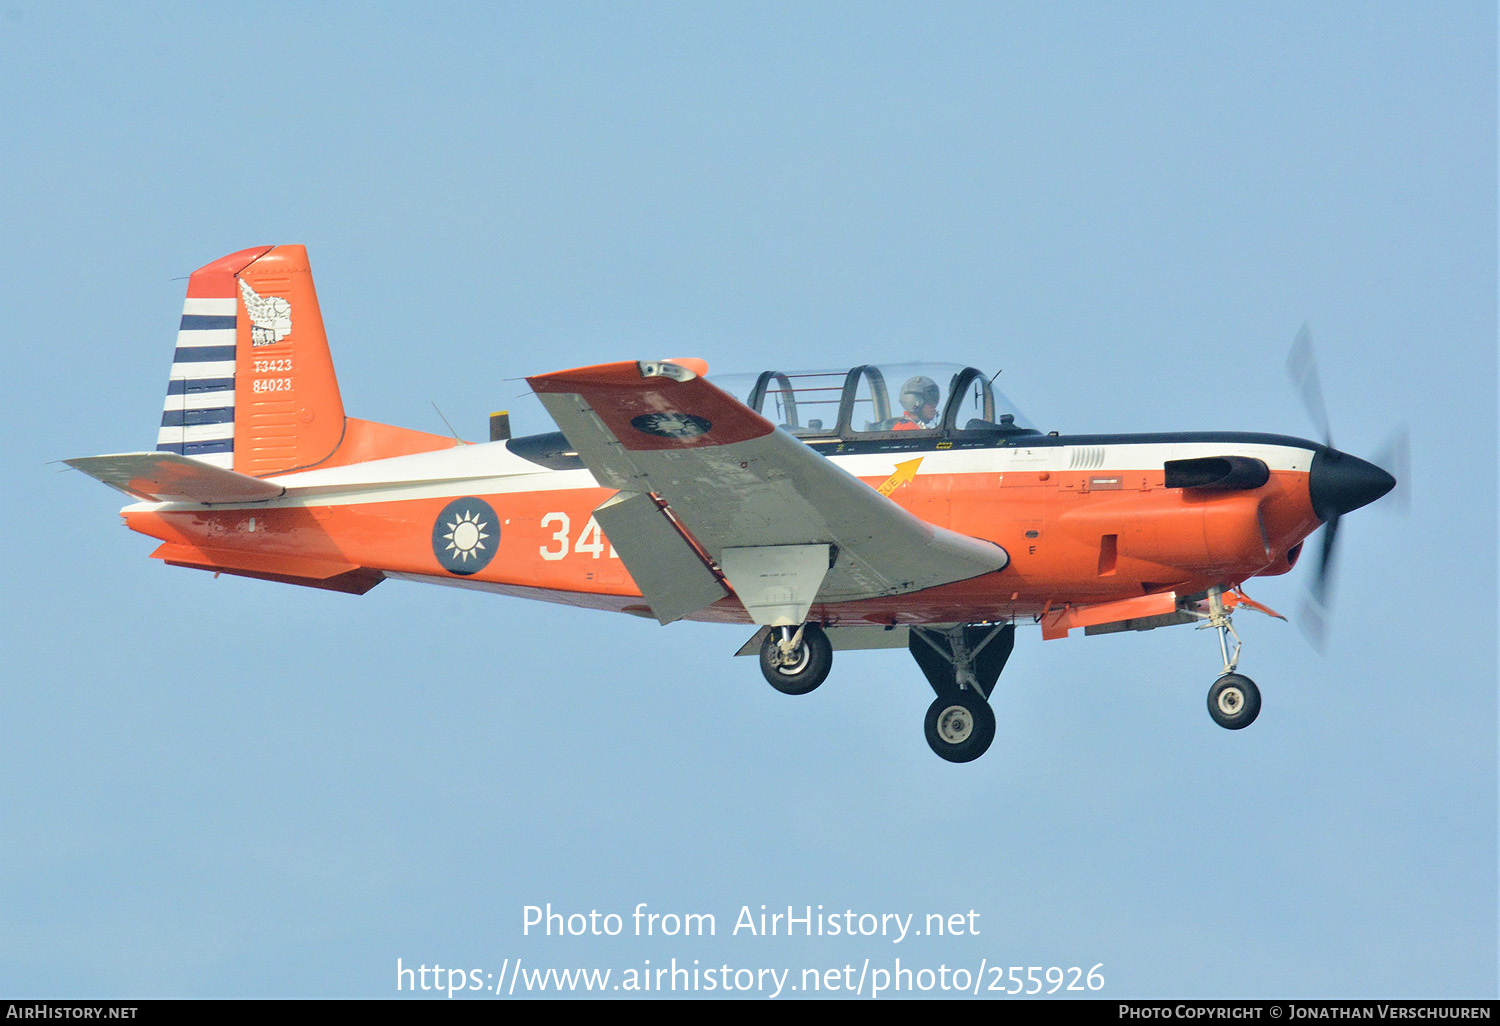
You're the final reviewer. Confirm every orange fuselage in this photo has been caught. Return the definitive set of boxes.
[121,431,1323,628]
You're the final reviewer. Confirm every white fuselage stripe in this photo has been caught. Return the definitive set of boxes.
[828,441,1314,476]
[120,438,1317,515]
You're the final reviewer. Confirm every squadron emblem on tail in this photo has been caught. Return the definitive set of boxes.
[238,278,292,345]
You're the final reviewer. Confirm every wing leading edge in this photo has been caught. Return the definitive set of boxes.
[527,359,1008,625]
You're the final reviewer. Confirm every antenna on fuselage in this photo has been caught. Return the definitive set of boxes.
[430,401,462,443]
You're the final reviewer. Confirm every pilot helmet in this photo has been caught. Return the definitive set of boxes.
[899,375,940,414]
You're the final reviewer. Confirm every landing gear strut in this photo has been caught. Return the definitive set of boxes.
[910,623,1014,763]
[758,623,832,695]
[1196,586,1262,730]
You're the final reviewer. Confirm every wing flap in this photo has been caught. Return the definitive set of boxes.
[591,491,731,624]
[66,452,285,503]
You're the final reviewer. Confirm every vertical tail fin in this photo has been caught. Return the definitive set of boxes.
[157,245,456,477]
[159,244,344,475]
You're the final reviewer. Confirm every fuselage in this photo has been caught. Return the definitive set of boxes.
[120,427,1335,628]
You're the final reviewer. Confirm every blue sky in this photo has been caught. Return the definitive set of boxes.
[2,2,1494,999]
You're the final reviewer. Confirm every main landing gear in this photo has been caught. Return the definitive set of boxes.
[754,586,1266,757]
[910,623,1015,763]
[758,623,833,695]
[753,620,1016,762]
[1197,586,1262,730]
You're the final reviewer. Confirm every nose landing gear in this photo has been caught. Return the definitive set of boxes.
[1194,586,1267,730]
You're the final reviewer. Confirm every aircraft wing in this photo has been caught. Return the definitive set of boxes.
[527,359,1008,625]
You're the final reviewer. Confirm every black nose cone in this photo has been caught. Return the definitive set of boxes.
[1309,447,1397,521]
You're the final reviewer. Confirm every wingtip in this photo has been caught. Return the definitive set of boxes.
[528,358,711,393]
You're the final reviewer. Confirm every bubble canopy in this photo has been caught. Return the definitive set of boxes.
[709,363,1037,440]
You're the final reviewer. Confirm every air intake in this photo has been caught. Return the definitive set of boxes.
[1163,456,1269,491]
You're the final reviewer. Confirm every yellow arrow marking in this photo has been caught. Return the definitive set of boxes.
[877,458,924,497]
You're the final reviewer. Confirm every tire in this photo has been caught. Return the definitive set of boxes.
[1207,673,1261,730]
[758,624,833,695]
[923,690,997,763]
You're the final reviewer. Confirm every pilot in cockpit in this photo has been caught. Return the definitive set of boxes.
[893,376,941,431]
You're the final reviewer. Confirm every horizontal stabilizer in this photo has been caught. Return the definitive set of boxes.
[65,452,285,504]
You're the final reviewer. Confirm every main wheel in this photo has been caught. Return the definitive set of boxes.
[758,624,832,695]
[924,690,996,763]
[1207,673,1261,730]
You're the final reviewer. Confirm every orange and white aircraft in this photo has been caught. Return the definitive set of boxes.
[69,245,1398,762]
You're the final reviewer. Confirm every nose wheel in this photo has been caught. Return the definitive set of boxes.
[1207,673,1261,729]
